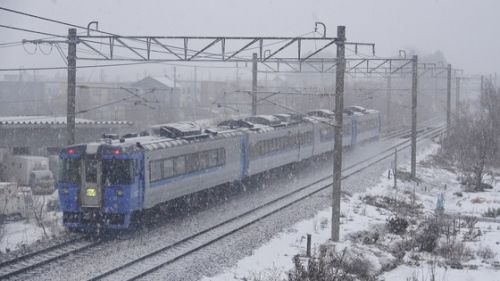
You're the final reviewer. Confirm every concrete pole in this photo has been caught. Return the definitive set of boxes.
[386,74,392,130]
[446,64,452,129]
[332,25,346,242]
[67,28,77,145]
[252,53,258,115]
[455,77,460,119]
[173,66,177,89]
[481,75,484,95]
[236,62,239,88]
[410,55,418,179]
[394,148,398,189]
[194,66,198,119]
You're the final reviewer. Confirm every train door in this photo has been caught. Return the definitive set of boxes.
[80,159,102,208]
[137,156,145,209]
[240,134,249,180]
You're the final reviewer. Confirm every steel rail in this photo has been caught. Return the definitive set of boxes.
[0,237,99,280]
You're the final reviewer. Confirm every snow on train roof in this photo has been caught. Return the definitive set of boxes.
[101,128,245,152]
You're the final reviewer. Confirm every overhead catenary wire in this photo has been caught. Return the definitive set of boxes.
[0,24,65,38]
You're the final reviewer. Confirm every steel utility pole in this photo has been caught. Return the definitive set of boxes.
[446,64,452,129]
[252,53,258,115]
[332,25,346,242]
[410,55,418,179]
[455,77,460,119]
[386,74,392,130]
[173,66,177,89]
[480,75,484,96]
[194,66,198,100]
[67,28,77,145]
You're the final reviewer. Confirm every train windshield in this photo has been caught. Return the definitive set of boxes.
[85,159,98,182]
[59,158,81,184]
[102,159,134,185]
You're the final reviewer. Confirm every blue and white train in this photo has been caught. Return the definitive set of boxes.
[57,106,380,230]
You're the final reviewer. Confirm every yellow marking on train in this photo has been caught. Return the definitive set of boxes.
[86,188,97,197]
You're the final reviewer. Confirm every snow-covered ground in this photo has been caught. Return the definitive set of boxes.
[202,142,500,281]
[0,193,64,254]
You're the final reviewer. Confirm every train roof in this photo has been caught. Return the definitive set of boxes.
[62,106,378,153]
[244,115,283,127]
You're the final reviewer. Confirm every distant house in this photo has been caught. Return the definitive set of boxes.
[129,76,189,126]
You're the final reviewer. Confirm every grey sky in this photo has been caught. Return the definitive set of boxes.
[1,0,499,78]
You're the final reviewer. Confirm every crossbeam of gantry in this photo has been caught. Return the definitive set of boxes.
[74,35,375,63]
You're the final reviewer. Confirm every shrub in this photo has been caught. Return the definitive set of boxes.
[415,218,441,252]
[437,240,475,263]
[387,216,409,235]
[483,207,500,218]
[477,246,496,260]
[288,246,377,281]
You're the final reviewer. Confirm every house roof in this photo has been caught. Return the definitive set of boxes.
[132,75,187,89]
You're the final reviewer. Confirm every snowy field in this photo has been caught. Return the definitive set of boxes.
[202,142,500,281]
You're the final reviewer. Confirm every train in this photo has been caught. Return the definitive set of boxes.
[57,106,380,231]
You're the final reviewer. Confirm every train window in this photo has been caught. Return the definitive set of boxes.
[199,151,209,170]
[343,123,351,135]
[59,158,81,184]
[186,153,200,173]
[208,150,218,168]
[149,160,163,182]
[320,128,334,141]
[103,159,133,185]
[217,148,226,166]
[163,159,173,178]
[300,131,313,145]
[173,156,186,175]
[85,160,98,183]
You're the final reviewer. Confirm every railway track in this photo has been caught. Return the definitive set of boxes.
[85,124,445,281]
[0,237,98,280]
[381,117,441,140]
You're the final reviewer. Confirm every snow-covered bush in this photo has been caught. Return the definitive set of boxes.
[414,218,441,252]
[386,216,409,235]
[436,240,474,263]
[477,246,496,260]
[483,207,500,218]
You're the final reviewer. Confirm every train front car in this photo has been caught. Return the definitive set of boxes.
[57,143,143,231]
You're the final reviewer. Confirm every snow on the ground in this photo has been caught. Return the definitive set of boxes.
[0,193,64,253]
[384,264,500,281]
[0,220,49,252]
[202,201,389,281]
[203,142,500,280]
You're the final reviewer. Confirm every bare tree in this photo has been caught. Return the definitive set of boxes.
[442,100,496,191]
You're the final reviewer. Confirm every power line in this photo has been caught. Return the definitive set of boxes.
[0,24,65,38]
[0,6,89,31]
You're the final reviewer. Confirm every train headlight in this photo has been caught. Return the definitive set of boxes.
[116,188,123,197]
